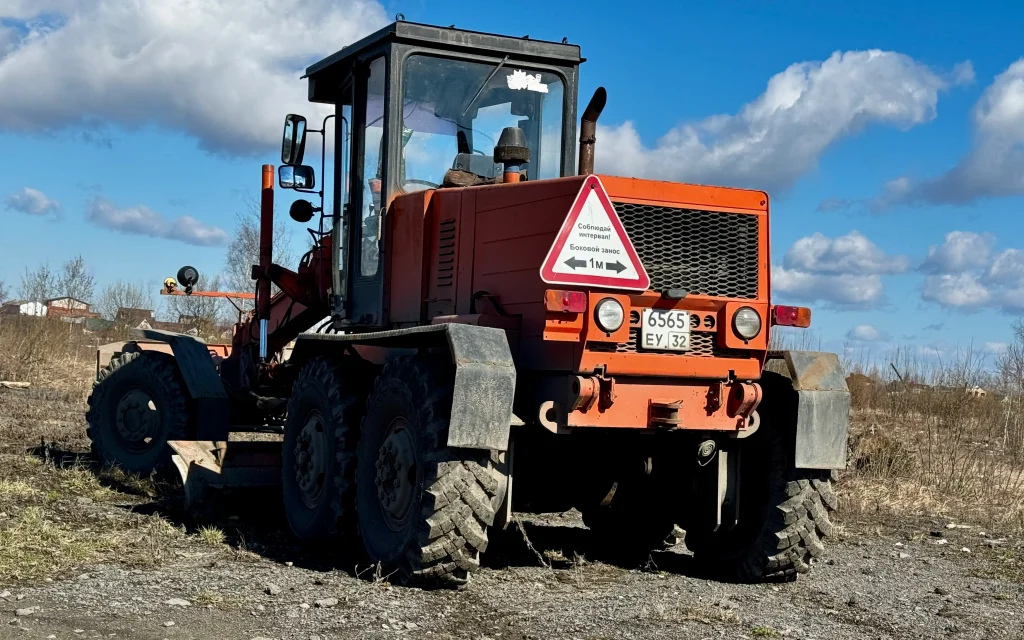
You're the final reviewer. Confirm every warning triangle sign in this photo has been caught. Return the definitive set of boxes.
[540,175,650,291]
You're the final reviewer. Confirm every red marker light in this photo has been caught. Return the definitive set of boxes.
[773,305,811,328]
[544,289,587,313]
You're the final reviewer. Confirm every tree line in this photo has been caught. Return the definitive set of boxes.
[0,199,294,338]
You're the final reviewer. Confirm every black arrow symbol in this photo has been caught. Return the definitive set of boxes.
[564,257,587,270]
[605,260,626,274]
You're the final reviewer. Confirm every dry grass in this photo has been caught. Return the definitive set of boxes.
[843,343,1024,532]
[0,453,187,583]
[0,316,94,397]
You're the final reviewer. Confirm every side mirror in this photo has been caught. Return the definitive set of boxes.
[281,114,307,165]
[279,165,316,190]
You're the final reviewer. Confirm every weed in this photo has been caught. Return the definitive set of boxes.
[752,627,780,638]
[197,526,226,545]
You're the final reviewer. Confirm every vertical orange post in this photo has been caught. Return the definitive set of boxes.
[257,164,274,360]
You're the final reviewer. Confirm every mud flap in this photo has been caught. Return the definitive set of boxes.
[290,323,516,451]
[168,440,281,511]
[765,351,850,470]
[133,329,231,442]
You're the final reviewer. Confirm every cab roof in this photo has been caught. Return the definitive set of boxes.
[304,20,583,81]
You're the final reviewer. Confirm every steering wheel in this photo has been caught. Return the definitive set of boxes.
[403,179,440,192]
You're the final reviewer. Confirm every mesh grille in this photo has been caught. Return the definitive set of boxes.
[587,329,746,359]
[615,202,759,298]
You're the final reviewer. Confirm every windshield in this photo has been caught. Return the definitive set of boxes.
[399,55,565,190]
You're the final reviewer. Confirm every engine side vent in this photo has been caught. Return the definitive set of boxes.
[436,218,457,287]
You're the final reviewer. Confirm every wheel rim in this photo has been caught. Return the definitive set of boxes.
[114,388,160,452]
[374,417,418,531]
[295,411,330,509]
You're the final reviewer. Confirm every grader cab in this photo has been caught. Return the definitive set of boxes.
[86,20,849,585]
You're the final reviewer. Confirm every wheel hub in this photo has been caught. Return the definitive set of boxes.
[114,389,159,451]
[375,417,417,530]
[294,412,329,509]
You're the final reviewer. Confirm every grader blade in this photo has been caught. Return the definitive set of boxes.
[168,440,282,510]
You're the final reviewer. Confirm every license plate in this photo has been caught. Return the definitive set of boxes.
[640,309,690,352]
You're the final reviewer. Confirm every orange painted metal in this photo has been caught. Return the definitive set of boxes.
[385,173,773,432]
[160,290,256,300]
[567,378,762,430]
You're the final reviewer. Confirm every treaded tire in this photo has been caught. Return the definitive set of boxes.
[282,356,365,542]
[686,371,838,582]
[356,355,506,587]
[86,351,191,474]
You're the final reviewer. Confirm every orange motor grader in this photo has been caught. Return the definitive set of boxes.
[86,20,849,585]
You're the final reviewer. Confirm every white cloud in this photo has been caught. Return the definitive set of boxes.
[919,231,995,274]
[984,341,1008,355]
[4,186,60,216]
[0,1,388,154]
[772,231,908,309]
[595,50,968,192]
[876,59,1024,206]
[918,231,1024,313]
[86,196,228,246]
[773,268,885,307]
[921,273,992,309]
[847,324,887,342]
[783,231,908,275]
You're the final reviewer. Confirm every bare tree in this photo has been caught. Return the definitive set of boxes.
[56,255,96,303]
[163,274,226,339]
[19,263,56,302]
[0,279,7,304]
[97,280,155,321]
[224,197,295,309]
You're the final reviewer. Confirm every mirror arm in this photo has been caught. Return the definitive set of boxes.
[318,114,335,217]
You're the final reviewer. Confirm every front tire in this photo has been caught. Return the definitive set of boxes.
[355,356,505,587]
[282,357,364,542]
[86,351,191,473]
[685,372,838,581]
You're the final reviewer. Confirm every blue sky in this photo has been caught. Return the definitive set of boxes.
[1,0,1022,363]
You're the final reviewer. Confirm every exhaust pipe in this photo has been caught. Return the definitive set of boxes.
[578,87,607,176]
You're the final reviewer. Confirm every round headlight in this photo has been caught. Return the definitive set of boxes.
[733,307,762,340]
[594,298,624,333]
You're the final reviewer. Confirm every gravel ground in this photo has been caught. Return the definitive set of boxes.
[1,512,1023,640]
[2,388,1023,640]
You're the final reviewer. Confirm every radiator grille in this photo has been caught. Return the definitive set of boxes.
[615,203,759,298]
[587,329,746,359]
[436,218,456,287]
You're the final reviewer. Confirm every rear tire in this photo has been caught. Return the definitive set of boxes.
[685,372,837,581]
[282,356,364,542]
[86,351,191,474]
[355,356,506,587]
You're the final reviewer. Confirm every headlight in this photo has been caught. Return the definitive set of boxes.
[733,307,761,340]
[594,298,624,333]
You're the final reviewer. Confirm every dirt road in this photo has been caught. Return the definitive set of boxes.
[2,388,1023,640]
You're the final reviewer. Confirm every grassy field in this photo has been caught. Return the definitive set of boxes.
[1,315,1023,584]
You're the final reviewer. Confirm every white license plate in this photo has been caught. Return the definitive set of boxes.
[640,309,691,352]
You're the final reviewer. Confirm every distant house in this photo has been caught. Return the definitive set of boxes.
[1,300,47,317]
[967,386,987,398]
[115,307,155,329]
[46,297,100,323]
